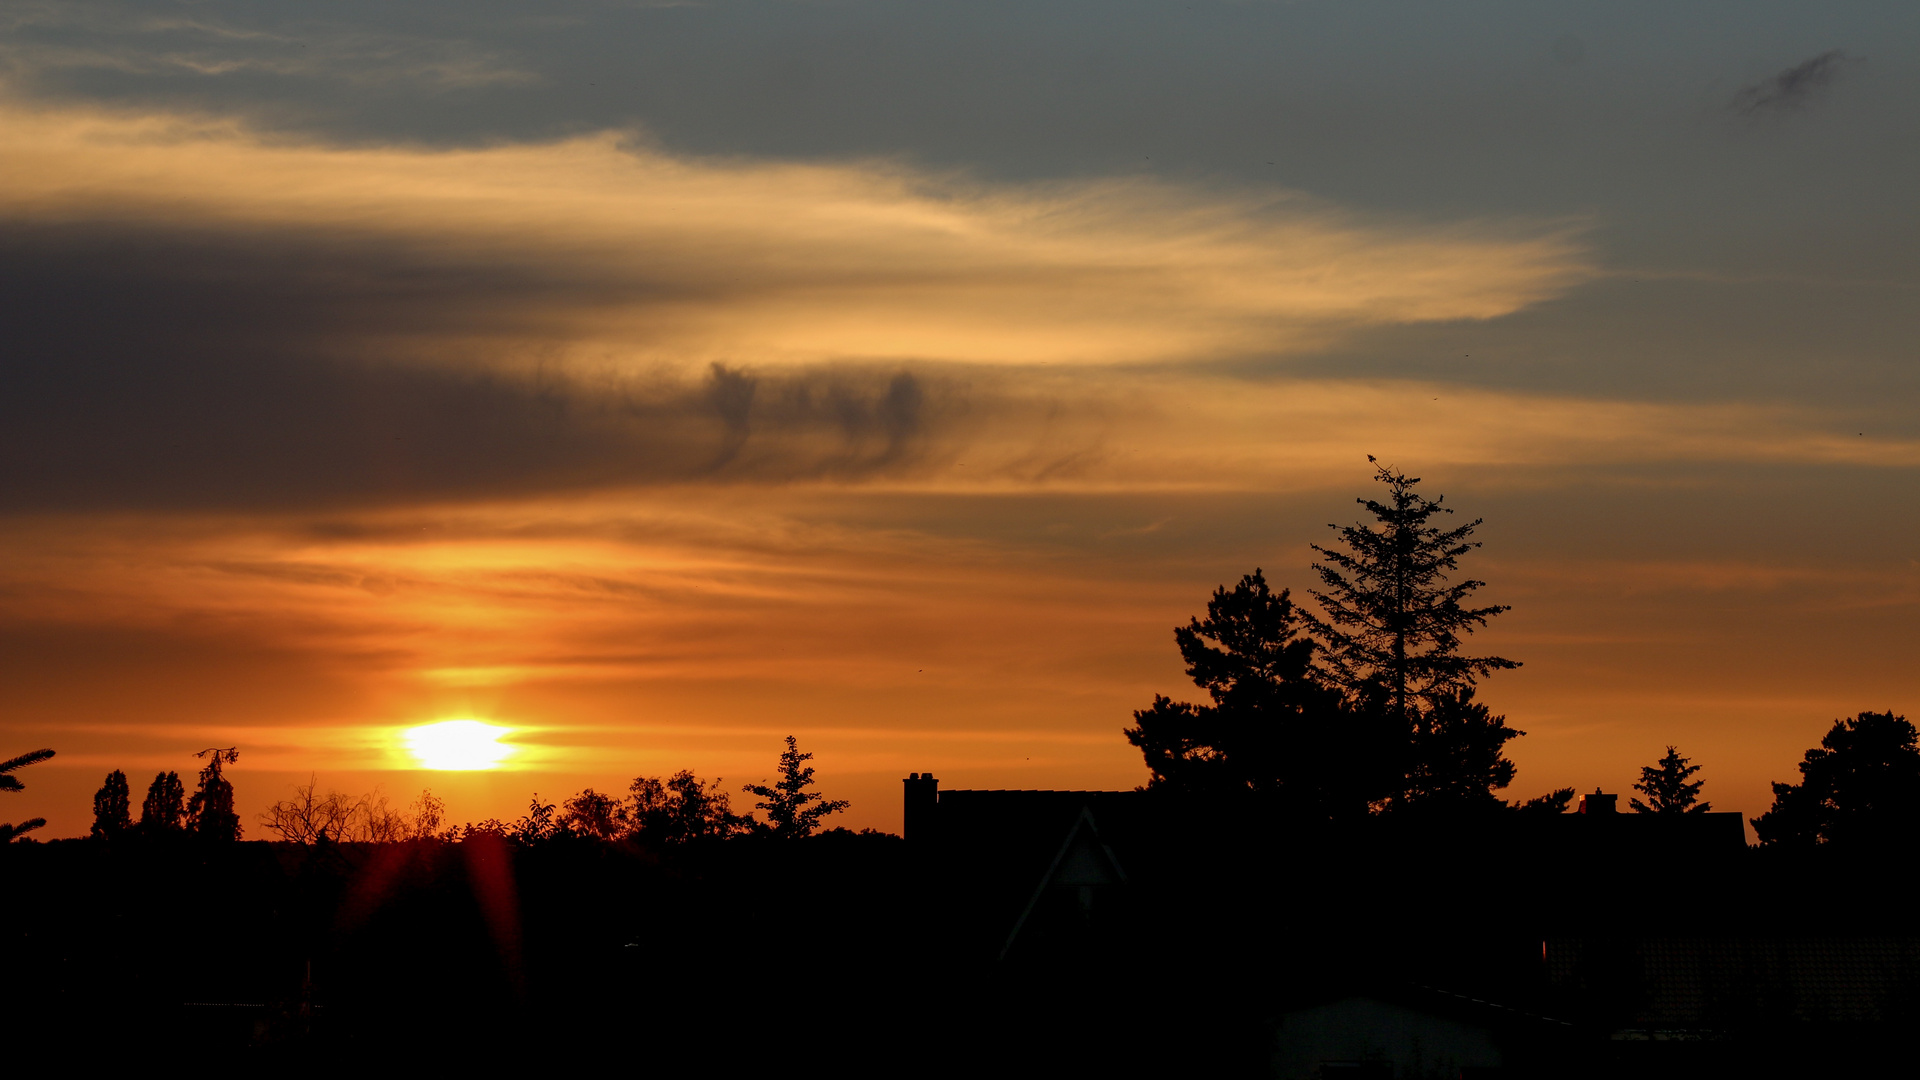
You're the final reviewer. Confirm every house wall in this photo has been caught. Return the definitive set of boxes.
[1272,997,1501,1080]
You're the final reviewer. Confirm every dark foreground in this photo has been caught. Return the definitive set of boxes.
[4,813,1915,1076]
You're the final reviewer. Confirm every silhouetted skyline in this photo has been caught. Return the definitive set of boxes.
[2,1,1916,838]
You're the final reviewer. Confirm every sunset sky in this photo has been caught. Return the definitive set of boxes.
[4,0,1917,836]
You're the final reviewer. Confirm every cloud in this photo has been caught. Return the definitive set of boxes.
[1732,50,1858,115]
[0,95,1605,511]
[0,99,1591,370]
[0,3,537,89]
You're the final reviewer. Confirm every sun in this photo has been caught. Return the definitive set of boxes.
[403,720,516,771]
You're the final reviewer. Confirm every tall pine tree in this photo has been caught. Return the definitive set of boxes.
[1305,460,1521,809]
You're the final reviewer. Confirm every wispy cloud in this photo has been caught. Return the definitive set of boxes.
[1732,50,1858,115]
[0,99,1592,371]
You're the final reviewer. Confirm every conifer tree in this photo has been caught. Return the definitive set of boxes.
[1630,746,1711,814]
[1,748,55,843]
[743,736,850,838]
[187,748,241,841]
[141,771,188,834]
[1304,460,1521,808]
[1753,711,1920,847]
[1125,570,1391,815]
[91,769,133,839]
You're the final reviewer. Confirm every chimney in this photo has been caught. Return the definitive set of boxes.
[903,772,939,841]
[1577,789,1617,815]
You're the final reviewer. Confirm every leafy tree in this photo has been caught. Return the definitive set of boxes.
[1631,746,1711,814]
[514,795,561,844]
[743,736,850,839]
[188,748,241,841]
[1125,570,1389,815]
[1753,711,1920,848]
[141,771,187,834]
[2,748,55,842]
[91,769,133,839]
[628,771,747,843]
[1304,460,1521,808]
[559,788,627,840]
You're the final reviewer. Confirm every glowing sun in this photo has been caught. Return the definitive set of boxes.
[403,720,516,771]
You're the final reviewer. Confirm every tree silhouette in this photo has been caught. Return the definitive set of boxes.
[1125,570,1389,815]
[1512,787,1575,815]
[407,789,447,839]
[1631,746,1711,814]
[514,794,561,844]
[141,771,187,834]
[1,748,55,842]
[1753,711,1920,848]
[629,771,748,843]
[559,788,626,840]
[188,748,241,841]
[743,736,850,838]
[1304,460,1521,808]
[91,769,133,839]
[1306,460,1518,719]
[1402,688,1522,808]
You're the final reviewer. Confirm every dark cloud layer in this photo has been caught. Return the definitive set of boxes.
[0,222,961,511]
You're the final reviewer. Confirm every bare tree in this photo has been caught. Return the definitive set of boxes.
[407,789,447,839]
[348,789,405,842]
[259,777,354,843]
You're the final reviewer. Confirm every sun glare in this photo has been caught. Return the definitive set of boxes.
[403,720,516,771]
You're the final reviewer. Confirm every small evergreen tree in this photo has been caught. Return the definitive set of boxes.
[2,748,55,843]
[743,736,850,839]
[141,771,187,834]
[1753,711,1920,847]
[187,748,241,841]
[1631,746,1710,814]
[91,769,133,839]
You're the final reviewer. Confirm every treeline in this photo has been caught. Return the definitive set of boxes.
[74,747,242,842]
[64,735,853,848]
[1125,460,1558,818]
[1129,460,1919,844]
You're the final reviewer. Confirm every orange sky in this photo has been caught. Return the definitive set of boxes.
[3,7,1917,837]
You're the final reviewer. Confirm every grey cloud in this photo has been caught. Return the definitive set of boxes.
[1732,50,1858,115]
[0,222,971,513]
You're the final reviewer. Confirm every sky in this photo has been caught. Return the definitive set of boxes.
[3,0,1917,836]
